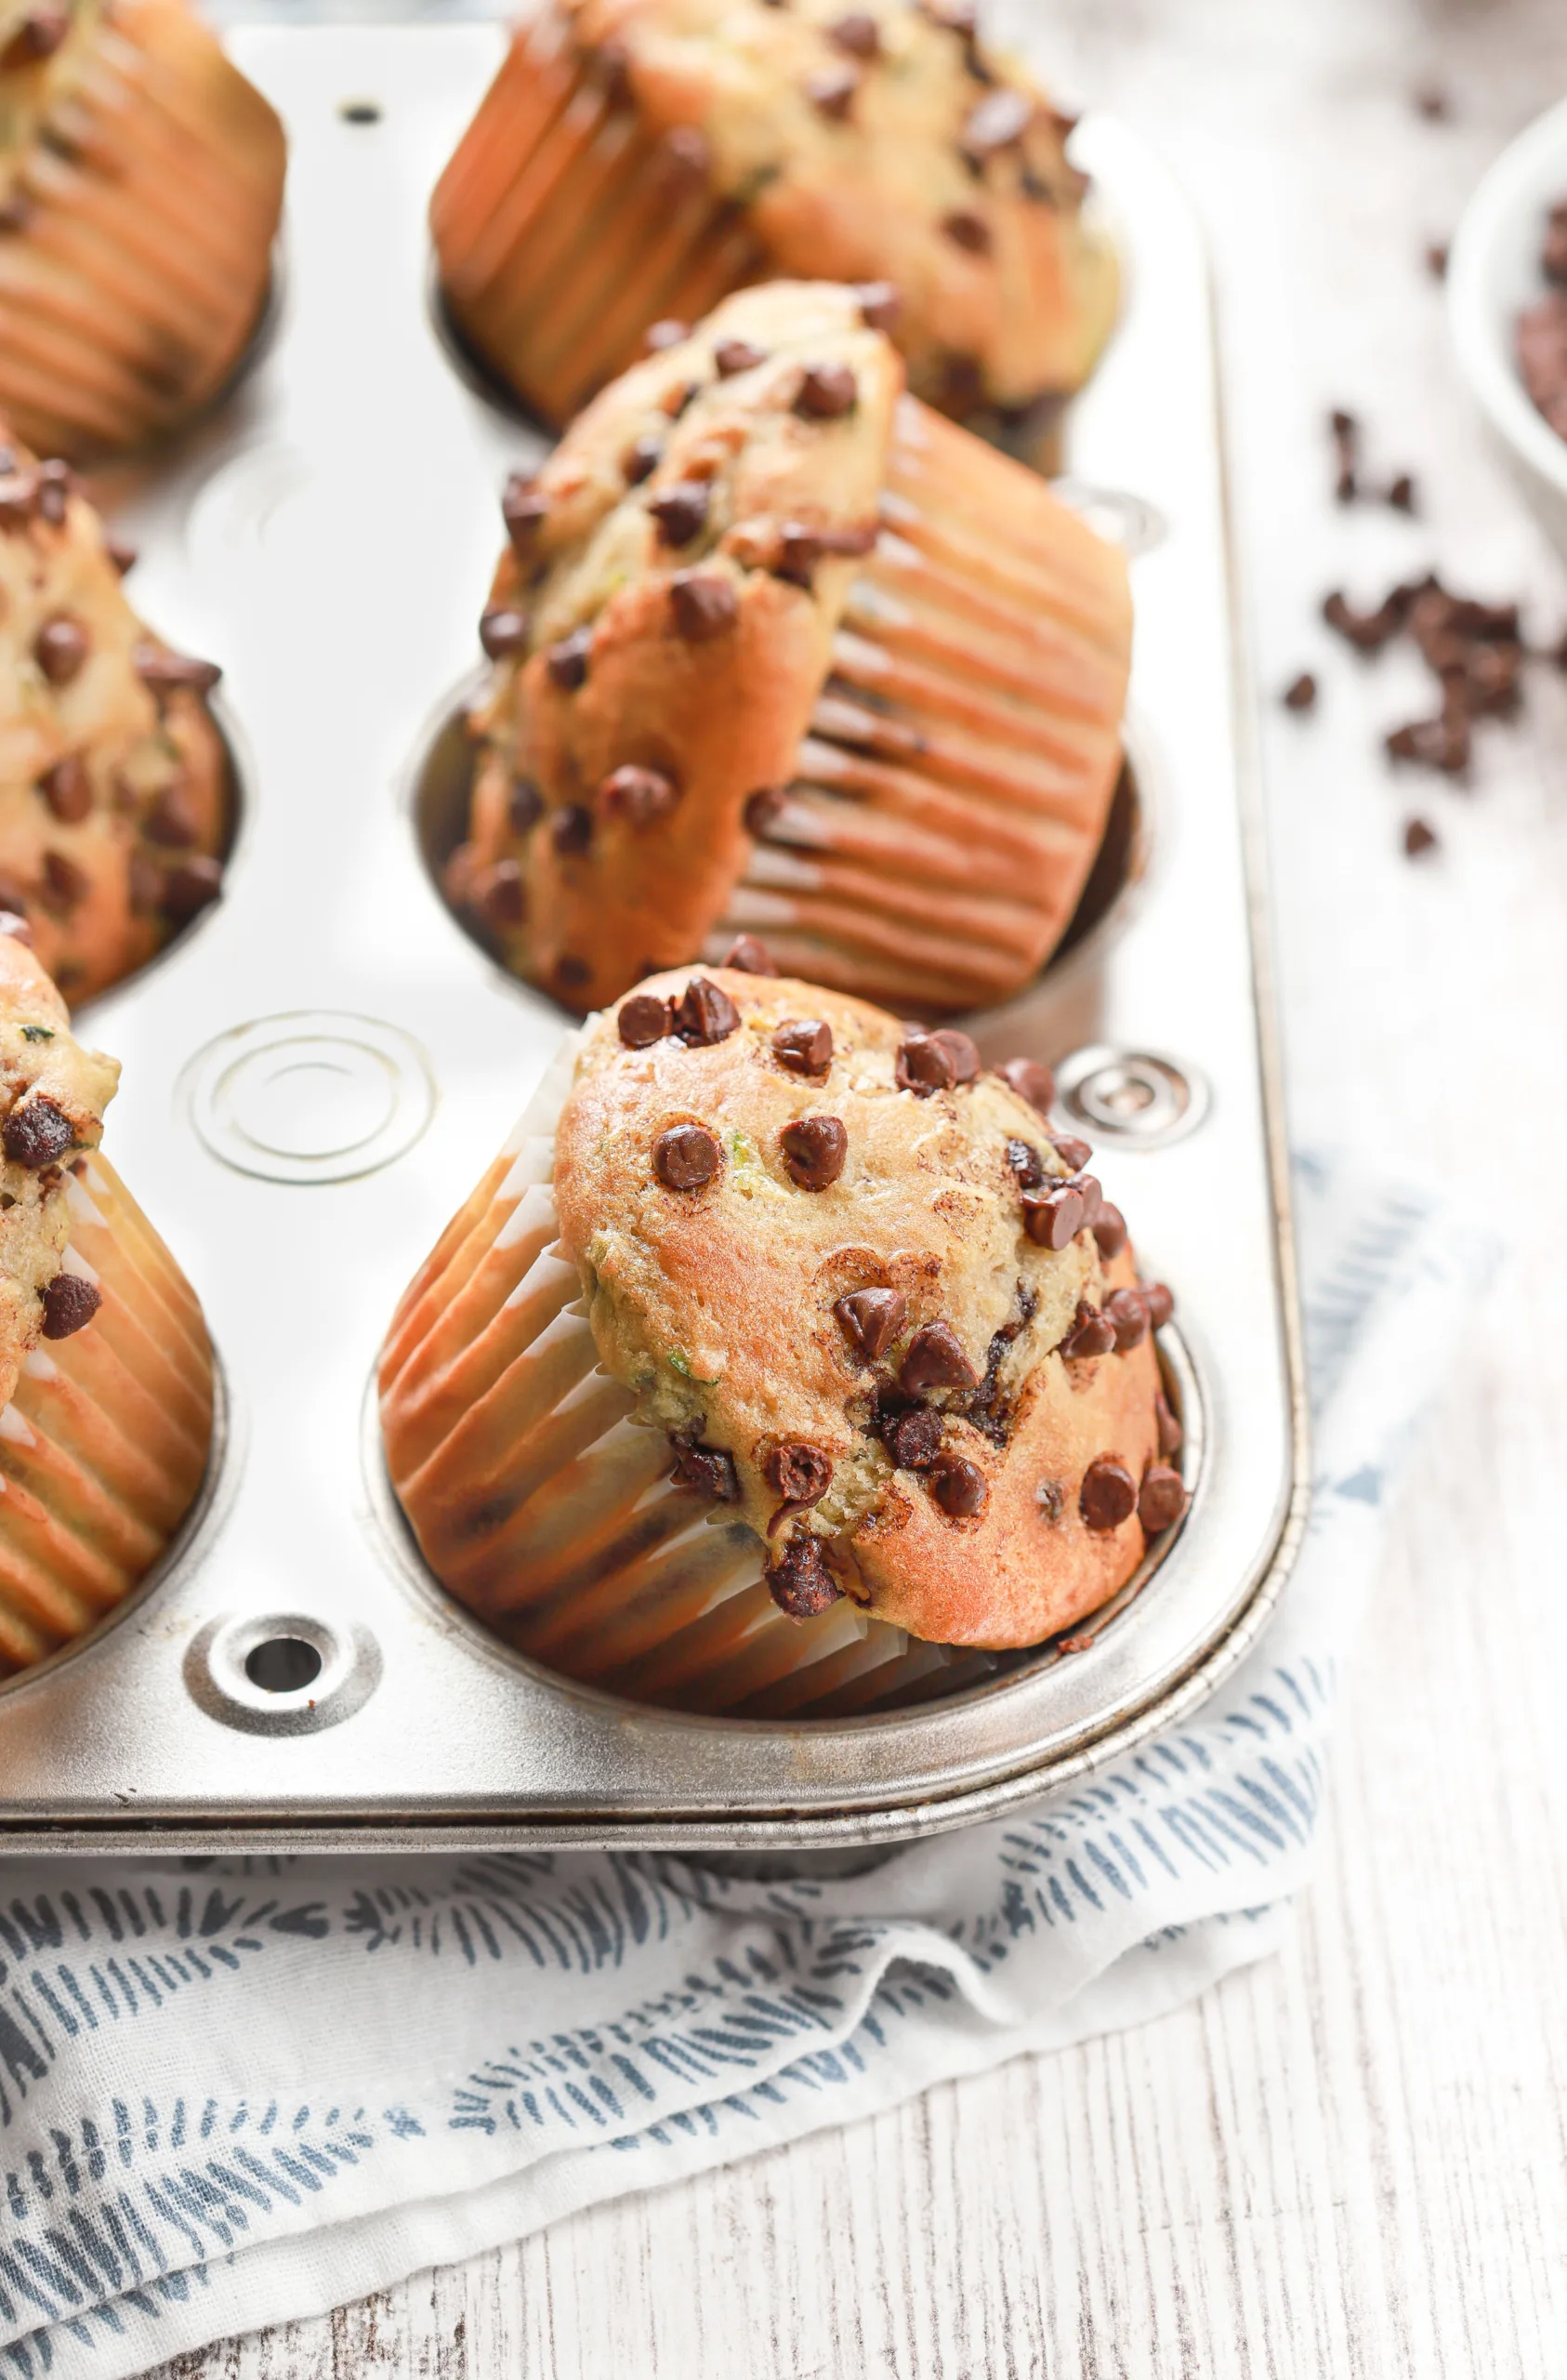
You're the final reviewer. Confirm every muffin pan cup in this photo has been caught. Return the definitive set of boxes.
[0,24,1307,1854]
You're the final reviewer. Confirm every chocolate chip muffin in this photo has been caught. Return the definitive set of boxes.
[447,282,1130,1018]
[0,922,215,1673]
[0,426,230,1002]
[379,966,1186,1714]
[432,0,1114,433]
[0,0,285,460]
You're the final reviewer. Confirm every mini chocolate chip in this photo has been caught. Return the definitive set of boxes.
[765,1535,842,1617]
[962,86,1031,151]
[835,1286,906,1362]
[1403,817,1439,858]
[714,337,770,377]
[1143,1282,1174,1329]
[551,804,593,855]
[41,1273,100,1340]
[1080,1457,1137,1532]
[763,1440,833,1506]
[1021,1185,1084,1250]
[807,62,859,119]
[161,856,223,924]
[624,434,663,484]
[34,615,87,686]
[1092,1202,1128,1259]
[618,992,672,1048]
[473,859,525,930]
[942,209,993,255]
[43,850,87,909]
[744,787,787,837]
[999,1056,1055,1115]
[1060,1298,1116,1360]
[795,362,858,418]
[721,933,777,974]
[670,571,738,639]
[771,1017,832,1075]
[510,776,544,833]
[37,756,89,823]
[673,976,740,1045]
[644,319,689,354]
[3,1096,72,1168]
[896,1031,955,1095]
[781,1115,847,1190]
[671,1442,740,1501]
[1051,1133,1092,1170]
[502,473,547,551]
[648,482,710,546]
[828,10,880,56]
[480,606,531,659]
[134,644,222,693]
[1388,473,1416,512]
[930,1028,980,1083]
[546,627,592,689]
[1283,672,1318,712]
[1005,1137,1046,1188]
[599,764,679,826]
[1139,1463,1188,1533]
[856,280,901,332]
[930,1455,988,1517]
[887,1407,944,1470]
[1154,1389,1183,1458]
[1104,1287,1149,1350]
[900,1320,979,1393]
[653,1123,722,1190]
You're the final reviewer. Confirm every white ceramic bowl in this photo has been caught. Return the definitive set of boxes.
[1448,93,1567,561]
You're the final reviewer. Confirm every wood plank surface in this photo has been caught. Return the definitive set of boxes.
[167,0,1567,2369]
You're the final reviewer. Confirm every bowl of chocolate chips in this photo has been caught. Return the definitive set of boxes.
[1449,93,1567,559]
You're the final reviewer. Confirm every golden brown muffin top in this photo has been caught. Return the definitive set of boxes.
[464,283,900,1009]
[553,965,1120,1570]
[564,0,1103,411]
[0,925,117,1415]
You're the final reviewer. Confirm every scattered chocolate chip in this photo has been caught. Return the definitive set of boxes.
[162,856,223,924]
[900,1319,979,1393]
[550,804,593,855]
[929,1028,980,1083]
[1426,241,1449,281]
[930,1455,988,1517]
[1005,1138,1046,1189]
[1021,1184,1084,1250]
[744,786,787,838]
[1060,1299,1115,1360]
[1329,408,1359,504]
[835,1286,906,1362]
[618,992,672,1047]
[134,643,222,693]
[34,615,87,686]
[670,1442,740,1501]
[1322,589,1404,654]
[41,1272,100,1340]
[673,976,740,1045]
[807,62,859,119]
[1386,707,1468,775]
[480,604,532,661]
[42,850,87,909]
[780,1114,847,1190]
[942,209,993,256]
[763,1439,833,1510]
[624,434,663,485]
[546,627,592,689]
[765,1534,842,1617]
[37,756,89,824]
[771,1017,833,1075]
[644,319,689,354]
[1142,1282,1174,1329]
[3,1096,72,1168]
[1403,816,1439,858]
[653,1122,722,1190]
[1413,81,1449,120]
[721,933,777,974]
[856,281,901,332]
[1080,1456,1137,1532]
[999,1056,1054,1115]
[795,363,858,419]
[713,337,770,377]
[886,1406,944,1469]
[501,474,547,552]
[1154,1389,1183,1458]
[472,858,525,930]
[648,481,710,546]
[1283,671,1317,712]
[1104,1287,1150,1350]
[896,1030,955,1096]
[1050,1133,1092,1171]
[599,764,679,826]
[509,776,543,833]
[669,570,738,639]
[1139,1464,1188,1533]
[1387,472,1416,513]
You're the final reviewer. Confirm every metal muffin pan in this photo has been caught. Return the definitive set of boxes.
[0,23,1307,1852]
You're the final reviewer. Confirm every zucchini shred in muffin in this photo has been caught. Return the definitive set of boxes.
[446,281,1131,1019]
[0,0,285,461]
[0,922,215,1673]
[378,964,1187,1717]
[431,0,1115,434]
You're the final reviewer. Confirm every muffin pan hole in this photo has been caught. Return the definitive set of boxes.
[1050,479,1168,558]
[245,1635,323,1694]
[181,1010,437,1185]
[186,1611,380,1737]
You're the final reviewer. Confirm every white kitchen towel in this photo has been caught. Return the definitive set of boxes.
[0,1153,1483,2380]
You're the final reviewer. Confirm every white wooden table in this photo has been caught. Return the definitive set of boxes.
[164,0,1567,2368]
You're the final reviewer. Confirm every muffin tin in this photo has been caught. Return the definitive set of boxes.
[0,22,1307,1853]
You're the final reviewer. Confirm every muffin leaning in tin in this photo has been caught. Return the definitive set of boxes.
[431,0,1115,436]
[378,965,1188,1718]
[0,0,285,461]
[0,922,215,1675]
[0,424,230,1004]
[445,282,1131,1020]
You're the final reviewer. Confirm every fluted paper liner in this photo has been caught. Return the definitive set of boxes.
[0,1151,214,1676]
[380,1041,994,1717]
